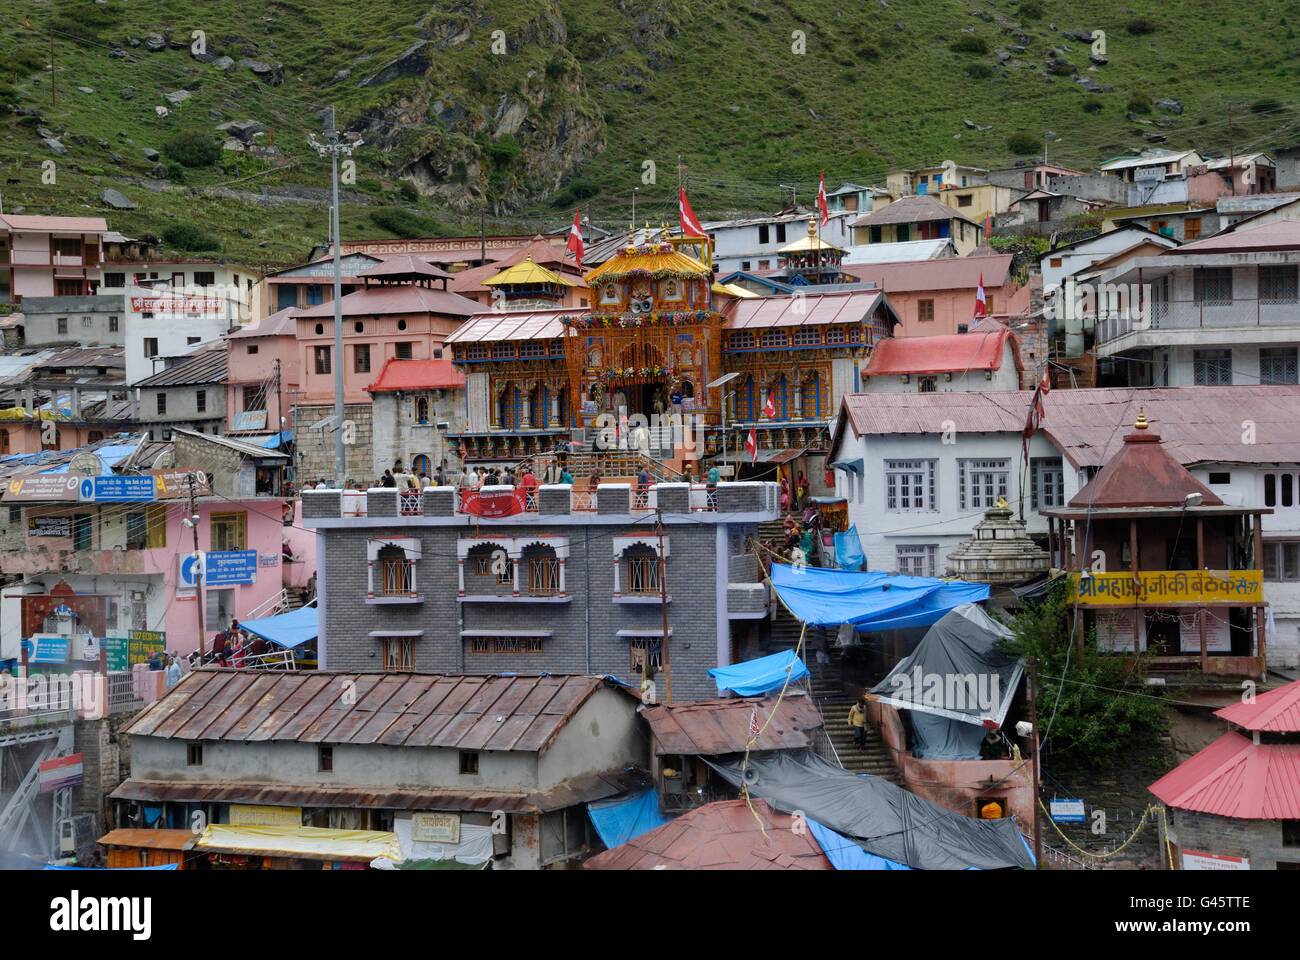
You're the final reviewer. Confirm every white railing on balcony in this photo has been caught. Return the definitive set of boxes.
[398,490,423,517]
[1097,298,1300,345]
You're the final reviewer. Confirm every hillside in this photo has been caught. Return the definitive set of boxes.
[2,0,1299,268]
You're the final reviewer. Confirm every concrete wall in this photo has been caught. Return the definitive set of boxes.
[1046,174,1126,204]
[137,381,227,439]
[370,389,464,479]
[536,687,647,790]
[1166,807,1300,869]
[296,402,374,487]
[20,294,124,347]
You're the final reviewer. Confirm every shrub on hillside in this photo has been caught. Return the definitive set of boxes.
[1007,132,1040,155]
[1019,1,1044,19]
[1127,93,1152,115]
[1083,98,1104,114]
[967,63,995,79]
[950,36,989,55]
[1125,17,1158,35]
[370,207,440,236]
[162,222,221,252]
[163,131,221,168]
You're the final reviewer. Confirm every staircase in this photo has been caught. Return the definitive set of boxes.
[807,647,901,783]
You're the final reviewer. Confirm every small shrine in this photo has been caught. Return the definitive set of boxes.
[945,498,1050,584]
[776,217,847,286]
[483,257,575,308]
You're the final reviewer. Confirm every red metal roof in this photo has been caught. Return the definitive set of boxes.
[367,357,465,392]
[724,290,887,329]
[123,671,634,753]
[444,308,569,344]
[449,237,582,294]
[584,799,832,870]
[357,254,453,280]
[842,253,1013,293]
[836,386,1300,469]
[1148,731,1300,819]
[0,214,108,233]
[295,284,480,319]
[1068,424,1223,508]
[642,694,822,755]
[226,306,298,339]
[866,329,1017,376]
[1215,678,1300,733]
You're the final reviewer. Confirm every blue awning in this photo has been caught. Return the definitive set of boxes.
[770,562,989,632]
[239,605,317,649]
[587,789,669,849]
[808,819,911,870]
[262,430,294,449]
[708,648,809,697]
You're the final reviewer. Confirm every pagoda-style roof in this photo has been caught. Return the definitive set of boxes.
[778,218,845,255]
[1067,411,1223,509]
[484,257,574,288]
[584,237,711,285]
[357,254,453,284]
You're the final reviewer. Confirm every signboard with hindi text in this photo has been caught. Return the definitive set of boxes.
[1069,571,1263,607]
[411,812,461,844]
[229,804,303,827]
[128,630,166,664]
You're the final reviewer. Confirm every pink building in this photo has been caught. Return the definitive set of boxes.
[225,306,301,434]
[843,254,1030,336]
[0,214,109,302]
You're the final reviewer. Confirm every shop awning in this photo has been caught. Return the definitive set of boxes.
[770,562,990,632]
[195,824,401,863]
[708,648,809,697]
[238,605,317,649]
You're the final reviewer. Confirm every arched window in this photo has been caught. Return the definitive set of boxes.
[377,545,412,596]
[467,542,513,595]
[415,395,430,424]
[411,454,431,478]
[522,544,559,596]
[623,545,661,595]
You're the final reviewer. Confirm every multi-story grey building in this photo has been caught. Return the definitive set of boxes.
[16,293,124,347]
[302,481,779,701]
[133,344,227,440]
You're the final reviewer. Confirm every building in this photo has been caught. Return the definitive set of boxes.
[861,326,1023,394]
[1043,410,1268,678]
[1105,206,1217,244]
[1092,219,1300,388]
[1001,190,1108,233]
[843,253,1021,336]
[447,236,588,309]
[223,306,300,440]
[123,280,240,387]
[705,210,856,275]
[1150,678,1300,870]
[112,671,649,869]
[292,258,481,484]
[849,195,984,256]
[100,259,260,328]
[259,252,381,318]
[14,294,123,348]
[300,481,779,698]
[885,162,989,197]
[934,182,1018,226]
[1040,225,1179,314]
[1099,149,1206,204]
[824,182,890,215]
[0,214,109,304]
[0,346,132,453]
[366,357,466,479]
[827,386,1300,670]
[133,344,227,440]
[987,162,1085,192]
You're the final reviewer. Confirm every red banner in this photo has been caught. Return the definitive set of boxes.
[460,488,527,517]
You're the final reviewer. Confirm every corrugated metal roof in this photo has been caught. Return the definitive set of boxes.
[134,346,227,387]
[444,308,569,344]
[1099,150,1198,171]
[866,330,1015,376]
[724,291,885,330]
[585,799,832,870]
[1148,731,1300,819]
[849,194,980,228]
[357,254,453,281]
[122,670,633,753]
[295,285,480,319]
[838,386,1300,468]
[171,428,288,460]
[642,694,822,755]
[1068,423,1223,508]
[36,346,126,370]
[0,214,108,233]
[842,253,1013,292]
[366,357,465,392]
[1174,219,1300,254]
[226,307,297,339]
[1215,678,1300,733]
[98,829,196,851]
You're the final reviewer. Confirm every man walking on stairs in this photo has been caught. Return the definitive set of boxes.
[847,695,868,750]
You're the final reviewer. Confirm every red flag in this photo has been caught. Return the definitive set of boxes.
[762,390,776,419]
[748,706,761,738]
[984,213,992,241]
[817,171,830,227]
[679,186,706,239]
[972,272,988,325]
[566,209,584,270]
[745,427,758,464]
[1038,366,1051,396]
[1022,380,1047,463]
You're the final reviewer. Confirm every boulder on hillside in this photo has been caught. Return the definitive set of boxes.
[145,34,166,52]
[358,40,430,88]
[100,188,136,210]
[239,59,285,85]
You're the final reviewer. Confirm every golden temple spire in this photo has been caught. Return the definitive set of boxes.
[1134,407,1149,430]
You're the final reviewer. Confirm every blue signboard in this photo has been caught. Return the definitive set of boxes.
[23,636,70,664]
[82,475,157,502]
[1049,798,1087,824]
[204,550,258,586]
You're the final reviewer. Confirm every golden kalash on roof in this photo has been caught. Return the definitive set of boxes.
[560,226,727,428]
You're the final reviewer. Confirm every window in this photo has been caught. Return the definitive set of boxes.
[728,331,755,350]
[143,338,158,358]
[193,271,216,287]
[109,316,119,332]
[468,636,546,654]
[629,638,663,675]
[313,346,331,375]
[377,545,414,596]
[242,385,266,411]
[540,807,591,864]
[1193,349,1232,385]
[886,459,936,511]
[381,637,414,672]
[959,459,1010,510]
[1265,473,1297,508]
[758,224,770,244]
[171,272,185,288]
[56,317,68,335]
[104,273,125,288]
[957,194,973,207]
[896,544,938,577]
[793,327,821,346]
[126,505,167,550]
[415,396,430,424]
[196,389,206,413]
[318,746,333,773]
[917,376,937,393]
[760,329,788,349]
[459,751,479,775]
[306,285,324,305]
[186,743,203,766]
[210,512,247,551]
[1194,267,1233,305]
[1030,458,1064,509]
[918,299,935,322]
[523,545,560,596]
[1263,542,1300,581]
[1049,257,1062,268]
[1184,217,1202,241]
[1208,472,1231,485]
[395,342,413,360]
[825,327,846,345]
[155,392,167,415]
[624,546,662,594]
[354,343,371,374]
[1284,820,1300,847]
[776,223,787,243]
[1260,265,1299,304]
[186,336,201,346]
[520,340,545,358]
[246,344,258,355]
[1261,347,1298,385]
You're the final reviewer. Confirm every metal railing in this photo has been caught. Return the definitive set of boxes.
[244,588,290,622]
[398,490,423,516]
[107,671,144,713]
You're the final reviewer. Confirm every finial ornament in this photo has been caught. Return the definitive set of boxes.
[1134,408,1149,430]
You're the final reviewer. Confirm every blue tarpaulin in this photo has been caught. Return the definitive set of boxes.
[770,563,990,632]
[808,819,911,870]
[239,605,317,649]
[833,525,866,571]
[587,789,670,849]
[708,648,809,697]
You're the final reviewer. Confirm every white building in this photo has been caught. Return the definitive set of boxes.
[122,278,248,386]
[827,386,1300,669]
[706,211,855,275]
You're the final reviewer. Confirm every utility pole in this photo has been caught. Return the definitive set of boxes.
[479,207,486,264]
[1227,106,1236,197]
[186,473,206,658]
[274,358,284,492]
[1027,656,1043,868]
[656,508,673,705]
[308,108,362,486]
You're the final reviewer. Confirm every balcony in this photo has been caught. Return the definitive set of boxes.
[1096,298,1300,352]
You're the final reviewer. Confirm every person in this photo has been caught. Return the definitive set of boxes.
[800,524,814,562]
[165,654,183,689]
[418,472,430,489]
[559,465,574,485]
[636,466,650,508]
[779,476,791,513]
[249,633,268,659]
[212,626,230,664]
[485,467,500,486]
[381,469,396,488]
[0,667,14,713]
[282,538,294,560]
[520,465,538,508]
[706,463,720,508]
[147,650,164,671]
[463,465,480,489]
[231,637,247,669]
[504,466,518,487]
[315,478,329,490]
[847,696,868,750]
[434,464,445,487]
[796,471,810,510]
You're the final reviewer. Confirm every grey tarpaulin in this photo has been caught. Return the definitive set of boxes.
[708,751,1034,869]
[869,603,1024,759]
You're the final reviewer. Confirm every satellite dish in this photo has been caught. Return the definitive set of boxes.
[67,452,103,476]
[155,449,175,469]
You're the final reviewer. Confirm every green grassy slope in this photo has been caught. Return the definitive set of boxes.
[1,0,1298,268]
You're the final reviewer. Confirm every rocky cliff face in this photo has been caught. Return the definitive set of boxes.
[350,0,606,214]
